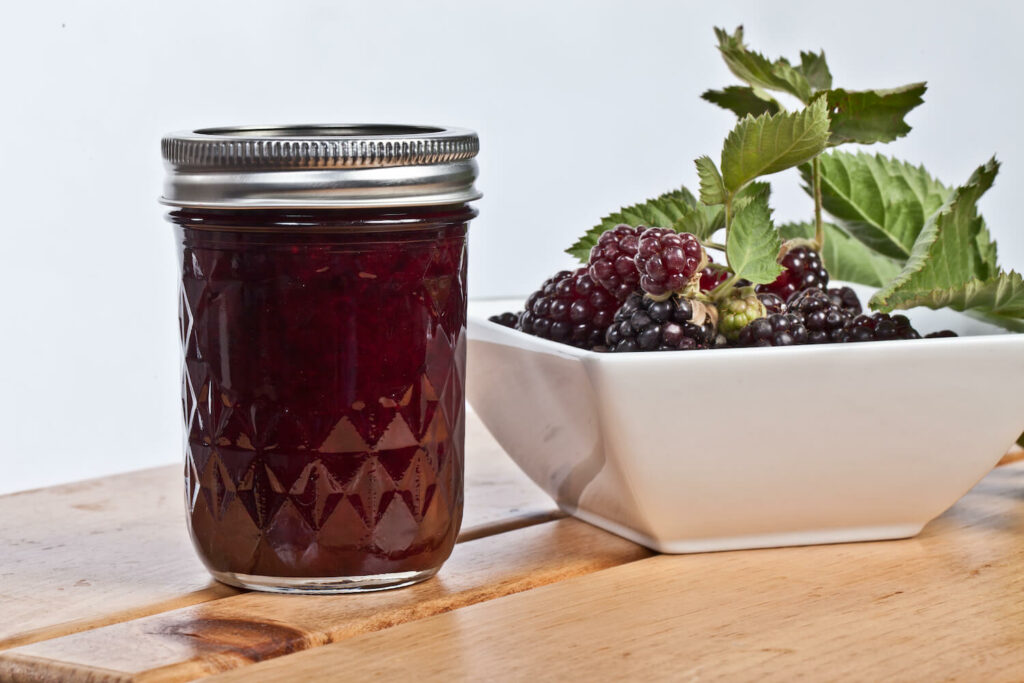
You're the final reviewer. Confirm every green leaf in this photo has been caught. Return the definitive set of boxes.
[804,151,953,260]
[871,158,1001,311]
[778,221,903,287]
[721,97,831,193]
[714,26,812,103]
[825,83,927,146]
[674,181,770,241]
[673,204,724,241]
[695,156,726,205]
[726,193,783,285]
[798,50,832,91]
[565,187,698,263]
[701,86,781,118]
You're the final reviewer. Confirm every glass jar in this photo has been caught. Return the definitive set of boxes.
[161,125,480,593]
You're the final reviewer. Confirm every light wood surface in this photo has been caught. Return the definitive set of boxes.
[0,409,557,651]
[1,519,649,682]
[205,462,1024,682]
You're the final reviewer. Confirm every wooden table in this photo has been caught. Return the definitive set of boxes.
[2,411,1023,682]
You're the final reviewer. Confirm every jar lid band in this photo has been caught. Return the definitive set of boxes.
[160,124,481,209]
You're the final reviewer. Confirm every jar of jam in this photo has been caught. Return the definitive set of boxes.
[160,125,480,593]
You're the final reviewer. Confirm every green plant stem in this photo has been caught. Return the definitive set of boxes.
[702,240,727,251]
[709,272,742,303]
[812,156,824,250]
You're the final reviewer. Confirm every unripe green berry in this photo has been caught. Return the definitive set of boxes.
[719,294,767,341]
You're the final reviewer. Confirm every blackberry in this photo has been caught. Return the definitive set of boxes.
[826,286,862,316]
[756,246,829,300]
[517,268,618,349]
[736,313,808,347]
[488,312,520,328]
[838,313,921,343]
[926,330,958,338]
[605,291,718,352]
[719,293,767,341]
[787,288,851,344]
[634,228,707,299]
[757,292,786,315]
[588,224,646,301]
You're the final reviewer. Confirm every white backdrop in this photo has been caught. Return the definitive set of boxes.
[1,0,1021,493]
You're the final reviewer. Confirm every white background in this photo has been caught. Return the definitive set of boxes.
[1,0,1021,494]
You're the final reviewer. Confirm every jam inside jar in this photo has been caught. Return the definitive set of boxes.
[172,205,474,592]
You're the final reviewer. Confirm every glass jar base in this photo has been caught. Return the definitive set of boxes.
[209,567,439,594]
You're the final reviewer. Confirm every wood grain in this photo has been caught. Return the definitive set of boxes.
[0,519,650,682]
[204,462,1024,682]
[0,408,557,651]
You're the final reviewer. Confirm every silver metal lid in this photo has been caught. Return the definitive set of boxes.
[160,124,481,209]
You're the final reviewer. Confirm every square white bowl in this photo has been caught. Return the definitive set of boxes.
[467,285,1024,553]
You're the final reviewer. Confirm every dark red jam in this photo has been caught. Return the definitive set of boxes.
[172,205,473,581]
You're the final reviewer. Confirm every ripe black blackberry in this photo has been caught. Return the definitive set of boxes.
[517,268,618,349]
[926,330,958,338]
[736,313,808,347]
[488,312,520,328]
[588,224,646,301]
[756,246,829,300]
[826,286,862,315]
[757,292,786,315]
[787,288,851,344]
[838,313,921,343]
[605,292,719,352]
[634,228,706,298]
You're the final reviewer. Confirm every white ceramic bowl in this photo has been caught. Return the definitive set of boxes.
[466,284,1024,553]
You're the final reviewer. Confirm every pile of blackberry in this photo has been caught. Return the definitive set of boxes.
[495,232,957,352]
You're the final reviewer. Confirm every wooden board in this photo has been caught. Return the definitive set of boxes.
[201,462,1024,682]
[0,408,557,651]
[0,519,650,682]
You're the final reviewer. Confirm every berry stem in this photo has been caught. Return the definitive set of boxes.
[701,239,727,252]
[812,156,824,250]
[708,271,742,303]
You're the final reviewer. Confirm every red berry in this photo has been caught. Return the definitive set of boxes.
[634,228,706,298]
[588,225,646,301]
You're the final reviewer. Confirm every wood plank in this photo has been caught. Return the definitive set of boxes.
[0,519,650,682]
[0,408,557,651]
[202,462,1024,682]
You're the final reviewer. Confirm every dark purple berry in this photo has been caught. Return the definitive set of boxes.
[756,246,829,300]
[826,286,862,315]
[517,268,618,349]
[787,288,852,344]
[634,228,706,298]
[926,330,958,338]
[588,225,646,301]
[488,312,520,328]
[605,291,718,352]
[736,313,808,347]
[837,312,921,343]
[757,292,786,315]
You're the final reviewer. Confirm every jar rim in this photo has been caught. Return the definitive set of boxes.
[161,123,481,209]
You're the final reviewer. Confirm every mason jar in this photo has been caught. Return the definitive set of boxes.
[160,125,480,593]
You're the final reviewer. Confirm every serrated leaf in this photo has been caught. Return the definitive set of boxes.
[714,26,812,103]
[701,86,781,118]
[565,187,698,263]
[721,98,830,193]
[696,156,726,205]
[733,181,771,214]
[778,221,902,287]
[726,194,783,285]
[877,273,1024,330]
[871,158,1001,311]
[825,83,927,146]
[803,151,953,260]
[673,204,724,241]
[798,50,832,91]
